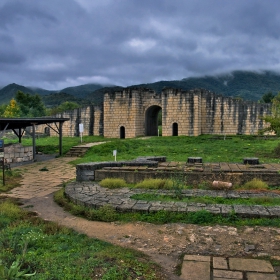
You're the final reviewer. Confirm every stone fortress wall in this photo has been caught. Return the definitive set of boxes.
[37,88,271,138]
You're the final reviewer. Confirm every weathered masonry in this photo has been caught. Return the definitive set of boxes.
[39,88,271,138]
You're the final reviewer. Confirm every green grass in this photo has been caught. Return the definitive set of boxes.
[3,135,108,155]
[0,170,22,193]
[99,178,127,189]
[242,178,269,190]
[4,134,280,163]
[135,179,173,189]
[130,193,280,206]
[0,199,165,280]
[54,188,280,227]
[70,134,280,164]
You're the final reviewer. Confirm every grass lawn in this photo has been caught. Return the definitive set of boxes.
[131,193,280,206]
[0,199,165,280]
[75,135,280,163]
[4,134,280,163]
[4,135,108,155]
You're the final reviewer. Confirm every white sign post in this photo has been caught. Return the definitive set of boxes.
[113,150,117,161]
[79,123,84,143]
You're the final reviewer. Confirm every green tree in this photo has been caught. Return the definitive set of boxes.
[0,104,7,116]
[259,92,275,103]
[261,92,280,135]
[48,101,80,115]
[15,91,46,117]
[3,99,21,117]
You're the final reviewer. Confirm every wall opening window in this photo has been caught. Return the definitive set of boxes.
[172,122,178,136]
[120,126,125,139]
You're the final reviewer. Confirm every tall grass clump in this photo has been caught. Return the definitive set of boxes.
[241,178,269,190]
[135,178,173,189]
[0,169,22,193]
[0,200,23,220]
[274,143,280,157]
[99,178,127,189]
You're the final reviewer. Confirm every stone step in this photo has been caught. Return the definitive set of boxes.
[65,146,89,157]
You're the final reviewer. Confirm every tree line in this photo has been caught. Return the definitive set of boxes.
[0,91,80,118]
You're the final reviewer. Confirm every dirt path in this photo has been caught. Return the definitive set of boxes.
[3,152,280,279]
[23,194,280,278]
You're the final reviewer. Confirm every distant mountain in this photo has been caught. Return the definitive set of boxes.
[0,83,111,107]
[85,86,124,105]
[41,92,90,107]
[27,87,57,96]
[0,83,35,104]
[134,70,280,101]
[59,84,106,98]
[1,71,280,107]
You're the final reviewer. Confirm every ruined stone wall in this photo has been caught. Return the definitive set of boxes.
[103,88,161,138]
[4,144,33,163]
[104,89,136,138]
[36,105,103,137]
[161,89,202,136]
[200,92,270,135]
[103,88,270,138]
[36,88,271,138]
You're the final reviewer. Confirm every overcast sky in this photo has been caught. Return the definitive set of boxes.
[1,0,280,90]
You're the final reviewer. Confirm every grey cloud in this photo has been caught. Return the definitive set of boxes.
[0,0,280,89]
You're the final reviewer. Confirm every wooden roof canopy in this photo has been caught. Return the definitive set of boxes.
[0,117,69,159]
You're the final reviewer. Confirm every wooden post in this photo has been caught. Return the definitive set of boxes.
[32,123,36,161]
[59,122,63,156]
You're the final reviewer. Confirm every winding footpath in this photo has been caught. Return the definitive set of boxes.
[1,150,280,279]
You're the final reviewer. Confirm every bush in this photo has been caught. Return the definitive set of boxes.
[135,178,172,189]
[274,143,280,157]
[188,210,214,224]
[99,178,127,189]
[241,178,269,190]
[86,205,117,222]
[0,201,23,220]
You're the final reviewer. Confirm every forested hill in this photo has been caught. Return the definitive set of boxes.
[133,70,280,100]
[0,83,37,104]
[0,71,280,106]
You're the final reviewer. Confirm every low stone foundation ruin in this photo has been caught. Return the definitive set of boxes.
[76,156,280,186]
[4,144,33,163]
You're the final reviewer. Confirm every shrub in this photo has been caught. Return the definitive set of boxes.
[0,201,23,220]
[99,178,127,189]
[86,205,117,222]
[135,178,172,189]
[274,143,280,157]
[188,210,214,224]
[241,178,269,190]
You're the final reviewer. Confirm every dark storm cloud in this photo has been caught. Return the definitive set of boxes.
[0,0,280,89]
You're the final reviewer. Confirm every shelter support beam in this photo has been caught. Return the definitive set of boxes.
[59,122,63,156]
[12,127,25,143]
[32,123,36,161]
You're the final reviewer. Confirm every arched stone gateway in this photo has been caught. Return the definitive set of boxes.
[38,87,272,138]
[145,105,162,136]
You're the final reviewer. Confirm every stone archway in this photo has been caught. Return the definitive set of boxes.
[145,105,162,136]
